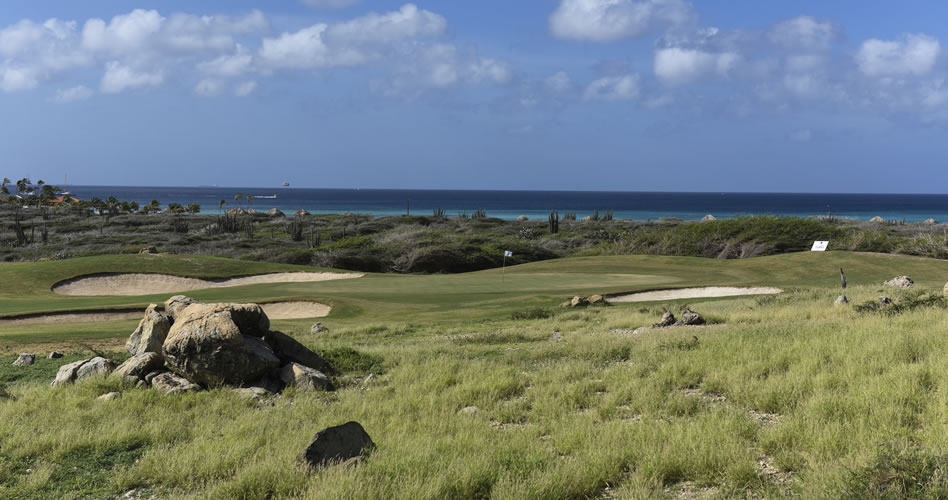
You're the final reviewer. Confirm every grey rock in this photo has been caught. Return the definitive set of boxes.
[164,295,200,320]
[701,214,717,222]
[51,359,89,387]
[299,421,375,468]
[47,352,63,359]
[834,295,850,306]
[75,357,116,380]
[652,312,676,328]
[246,376,284,394]
[459,406,480,415]
[144,371,162,384]
[280,362,332,391]
[151,372,202,395]
[570,296,589,308]
[869,216,885,223]
[126,304,171,357]
[12,353,35,367]
[264,330,332,373]
[675,309,705,326]
[883,276,914,288]
[311,322,328,334]
[97,392,121,401]
[114,353,164,381]
[587,295,604,305]
[162,303,278,386]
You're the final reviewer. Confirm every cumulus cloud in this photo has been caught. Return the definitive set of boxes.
[325,4,445,43]
[193,78,222,96]
[769,16,838,51]
[654,47,739,84]
[100,61,163,93]
[857,34,940,77]
[52,85,93,103]
[549,0,693,42]
[583,74,640,100]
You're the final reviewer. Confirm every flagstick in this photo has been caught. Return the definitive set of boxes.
[502,254,506,283]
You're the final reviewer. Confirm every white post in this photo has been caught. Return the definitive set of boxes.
[502,254,506,283]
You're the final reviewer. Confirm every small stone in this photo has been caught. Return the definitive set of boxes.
[459,406,480,415]
[549,331,564,342]
[311,322,327,334]
[878,296,893,305]
[559,301,572,308]
[97,392,121,401]
[652,312,676,328]
[12,353,35,367]
[151,372,201,395]
[280,362,332,392]
[47,352,63,359]
[299,421,375,469]
[883,276,914,288]
[362,374,376,385]
[834,295,850,306]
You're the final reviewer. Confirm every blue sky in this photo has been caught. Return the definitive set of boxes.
[1,1,947,192]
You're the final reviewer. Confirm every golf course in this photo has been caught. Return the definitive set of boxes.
[2,250,948,498]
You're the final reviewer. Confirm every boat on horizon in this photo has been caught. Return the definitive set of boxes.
[282,181,290,187]
[255,194,278,199]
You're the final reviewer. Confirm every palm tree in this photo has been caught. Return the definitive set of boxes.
[234,193,244,210]
[148,200,160,214]
[219,199,227,215]
[129,201,140,213]
[246,195,254,210]
[15,178,27,197]
[187,203,201,215]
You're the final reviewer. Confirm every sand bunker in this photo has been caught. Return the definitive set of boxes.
[0,301,331,327]
[608,286,782,303]
[52,272,363,296]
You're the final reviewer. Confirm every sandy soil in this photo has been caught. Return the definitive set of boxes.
[52,272,364,296]
[0,301,331,327]
[607,286,782,303]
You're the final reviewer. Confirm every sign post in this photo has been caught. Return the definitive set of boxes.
[811,241,829,252]
[502,250,512,283]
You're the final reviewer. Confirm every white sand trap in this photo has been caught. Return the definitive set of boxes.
[0,301,331,327]
[52,272,363,296]
[607,286,782,303]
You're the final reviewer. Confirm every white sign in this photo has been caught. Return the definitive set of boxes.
[504,250,513,257]
[811,241,829,252]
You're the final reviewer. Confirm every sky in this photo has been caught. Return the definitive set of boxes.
[1,0,947,192]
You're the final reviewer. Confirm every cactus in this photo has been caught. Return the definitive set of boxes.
[549,210,559,234]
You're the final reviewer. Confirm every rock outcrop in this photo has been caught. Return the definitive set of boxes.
[280,362,332,391]
[51,357,115,387]
[300,422,375,468]
[114,352,164,381]
[151,372,202,395]
[675,309,705,326]
[126,305,171,357]
[164,295,199,319]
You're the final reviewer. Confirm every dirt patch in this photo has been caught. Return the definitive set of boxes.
[52,272,364,296]
[607,286,782,303]
[0,301,331,327]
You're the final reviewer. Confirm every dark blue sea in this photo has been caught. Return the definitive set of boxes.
[65,186,948,222]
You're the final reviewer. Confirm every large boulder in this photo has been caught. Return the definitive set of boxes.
[164,295,200,319]
[264,330,332,374]
[651,312,676,328]
[883,276,914,288]
[12,353,35,367]
[299,422,375,468]
[114,352,164,381]
[127,304,171,357]
[162,303,279,386]
[675,309,705,326]
[280,363,332,391]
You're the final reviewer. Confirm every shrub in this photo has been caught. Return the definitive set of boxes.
[511,308,553,320]
[843,440,948,499]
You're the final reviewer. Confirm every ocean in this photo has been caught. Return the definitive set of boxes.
[64,186,948,222]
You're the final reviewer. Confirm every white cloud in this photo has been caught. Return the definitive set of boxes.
[769,16,837,51]
[583,74,640,100]
[193,78,222,96]
[374,43,511,96]
[326,4,446,43]
[234,80,257,97]
[857,34,940,77]
[52,85,93,102]
[258,24,365,69]
[654,47,739,84]
[198,44,254,76]
[549,0,693,42]
[100,61,163,93]
[301,0,359,8]
[545,71,572,92]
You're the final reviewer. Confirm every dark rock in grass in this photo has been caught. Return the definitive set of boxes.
[47,352,63,359]
[164,295,200,320]
[834,295,850,306]
[151,372,202,395]
[246,375,284,394]
[300,422,375,469]
[162,303,278,386]
[652,312,676,328]
[675,309,705,326]
[280,363,332,392]
[127,304,171,358]
[878,296,893,305]
[12,353,35,367]
[883,276,914,288]
[114,352,164,381]
[264,330,332,374]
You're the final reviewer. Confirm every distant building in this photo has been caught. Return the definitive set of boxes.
[47,196,81,205]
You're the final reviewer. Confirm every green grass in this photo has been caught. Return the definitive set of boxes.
[3,252,948,497]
